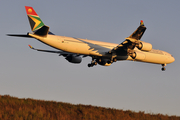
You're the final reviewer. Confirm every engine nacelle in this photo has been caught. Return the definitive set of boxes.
[65,55,82,64]
[137,41,152,52]
[131,51,145,61]
[97,59,111,66]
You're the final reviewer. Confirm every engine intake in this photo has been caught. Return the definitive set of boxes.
[137,41,152,52]
[131,51,145,61]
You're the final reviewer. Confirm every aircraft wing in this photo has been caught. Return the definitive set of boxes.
[108,20,146,55]
[73,38,111,55]
[128,20,146,40]
[28,45,86,57]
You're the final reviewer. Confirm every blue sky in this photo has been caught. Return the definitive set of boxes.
[0,0,180,116]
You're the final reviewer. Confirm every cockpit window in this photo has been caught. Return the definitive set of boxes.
[163,51,172,57]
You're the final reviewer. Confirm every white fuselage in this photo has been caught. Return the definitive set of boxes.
[29,33,175,65]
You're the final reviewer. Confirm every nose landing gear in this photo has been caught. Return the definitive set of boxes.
[161,64,166,71]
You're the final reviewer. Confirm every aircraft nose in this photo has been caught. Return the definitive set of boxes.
[167,56,175,63]
[171,56,175,63]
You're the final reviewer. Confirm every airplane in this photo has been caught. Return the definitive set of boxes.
[7,6,175,71]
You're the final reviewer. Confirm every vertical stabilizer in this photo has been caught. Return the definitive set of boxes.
[25,6,45,32]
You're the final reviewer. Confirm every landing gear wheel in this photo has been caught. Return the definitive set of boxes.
[107,61,112,64]
[88,64,92,67]
[161,67,166,71]
[161,64,166,71]
[113,58,117,62]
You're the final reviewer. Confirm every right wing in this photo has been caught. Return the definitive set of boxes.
[128,20,146,40]
[108,20,146,55]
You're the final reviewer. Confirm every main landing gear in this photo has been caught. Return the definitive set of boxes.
[107,58,117,64]
[161,64,166,71]
[88,59,97,67]
[87,58,117,67]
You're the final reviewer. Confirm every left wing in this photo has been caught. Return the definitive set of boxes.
[28,45,87,57]
[28,45,61,53]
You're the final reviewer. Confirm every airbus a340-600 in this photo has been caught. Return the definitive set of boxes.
[7,6,175,71]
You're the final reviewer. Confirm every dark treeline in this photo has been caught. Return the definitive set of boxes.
[0,95,179,120]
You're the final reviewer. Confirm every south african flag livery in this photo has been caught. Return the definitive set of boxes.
[25,6,44,32]
[140,20,144,26]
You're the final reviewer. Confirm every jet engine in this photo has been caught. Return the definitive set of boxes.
[136,41,152,52]
[131,51,145,61]
[65,55,82,63]
[97,59,111,66]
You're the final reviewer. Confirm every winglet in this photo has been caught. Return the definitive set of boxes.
[128,20,146,40]
[28,45,33,49]
[140,20,144,26]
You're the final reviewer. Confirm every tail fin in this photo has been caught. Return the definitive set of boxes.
[25,6,45,32]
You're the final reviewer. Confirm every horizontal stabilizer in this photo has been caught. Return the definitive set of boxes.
[7,34,32,38]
